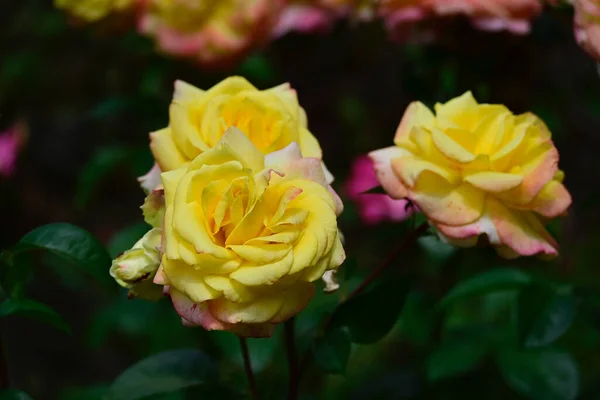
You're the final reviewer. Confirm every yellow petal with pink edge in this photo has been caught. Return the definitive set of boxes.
[150,128,188,171]
[464,172,523,192]
[369,146,411,199]
[171,289,228,331]
[487,197,559,258]
[430,127,476,163]
[519,180,572,218]
[171,289,274,337]
[392,156,459,188]
[410,171,484,226]
[208,283,315,324]
[393,101,435,144]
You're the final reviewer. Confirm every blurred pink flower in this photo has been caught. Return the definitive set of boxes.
[379,0,543,37]
[574,0,600,61]
[273,0,374,38]
[137,0,282,67]
[346,155,414,225]
[0,122,27,178]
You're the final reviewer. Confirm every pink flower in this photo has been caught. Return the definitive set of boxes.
[0,122,27,178]
[574,0,600,61]
[346,155,414,225]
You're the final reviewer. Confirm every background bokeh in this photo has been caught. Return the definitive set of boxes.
[2,1,600,399]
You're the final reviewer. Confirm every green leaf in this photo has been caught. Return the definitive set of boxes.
[497,349,579,400]
[0,390,34,400]
[105,349,215,400]
[15,223,113,288]
[331,275,412,344]
[312,327,352,374]
[427,340,487,382]
[0,298,71,334]
[518,285,576,349]
[440,268,533,308]
[108,223,150,259]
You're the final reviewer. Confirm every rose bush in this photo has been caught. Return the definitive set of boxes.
[370,91,571,258]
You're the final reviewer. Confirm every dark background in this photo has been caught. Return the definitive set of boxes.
[1,1,600,399]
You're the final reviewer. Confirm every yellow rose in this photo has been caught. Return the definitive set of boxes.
[153,127,344,337]
[54,0,134,21]
[149,77,330,180]
[110,228,163,300]
[370,92,571,259]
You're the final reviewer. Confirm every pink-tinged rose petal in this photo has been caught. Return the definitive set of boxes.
[170,288,274,337]
[138,163,163,194]
[526,180,572,218]
[488,197,559,258]
[369,146,411,199]
[346,156,414,224]
[0,121,27,178]
[435,197,560,259]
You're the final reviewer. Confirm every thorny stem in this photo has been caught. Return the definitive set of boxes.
[295,222,429,389]
[239,337,259,400]
[284,318,299,400]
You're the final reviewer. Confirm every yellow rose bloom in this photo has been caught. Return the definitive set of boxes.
[153,127,344,337]
[370,92,571,259]
[55,0,135,21]
[150,77,330,180]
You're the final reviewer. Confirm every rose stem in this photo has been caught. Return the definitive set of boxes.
[239,337,259,400]
[296,222,429,385]
[284,318,299,400]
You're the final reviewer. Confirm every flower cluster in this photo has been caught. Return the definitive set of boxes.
[110,77,344,337]
[370,92,571,259]
[55,0,546,67]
